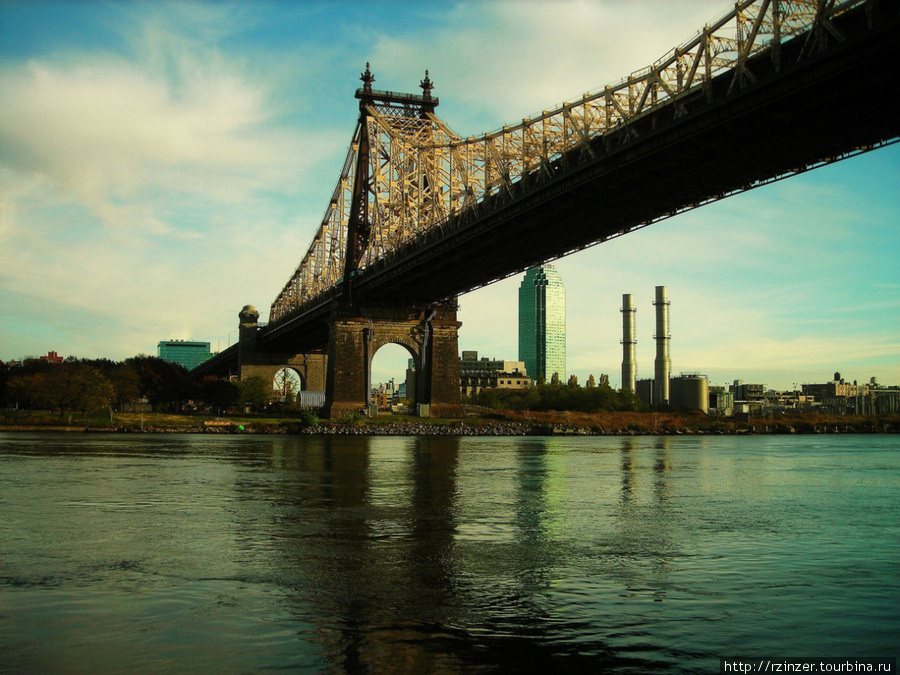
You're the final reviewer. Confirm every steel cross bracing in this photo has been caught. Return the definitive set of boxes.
[269,0,886,324]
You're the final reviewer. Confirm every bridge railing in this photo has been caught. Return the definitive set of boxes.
[269,0,869,324]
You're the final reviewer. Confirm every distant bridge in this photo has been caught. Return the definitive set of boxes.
[194,0,899,416]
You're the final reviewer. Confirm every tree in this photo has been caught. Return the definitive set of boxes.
[126,355,191,411]
[67,365,114,418]
[550,372,560,386]
[12,364,114,418]
[274,368,299,404]
[107,364,141,411]
[238,376,271,411]
[567,374,578,387]
[198,378,240,414]
[5,373,42,410]
[587,374,596,388]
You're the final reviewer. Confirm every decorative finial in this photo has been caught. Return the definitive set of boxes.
[420,69,433,100]
[360,62,375,94]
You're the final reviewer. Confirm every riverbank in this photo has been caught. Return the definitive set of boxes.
[2,409,898,435]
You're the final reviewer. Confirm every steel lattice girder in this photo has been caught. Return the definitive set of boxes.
[268,0,887,325]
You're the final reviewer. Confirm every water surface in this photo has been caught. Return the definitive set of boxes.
[1,433,897,673]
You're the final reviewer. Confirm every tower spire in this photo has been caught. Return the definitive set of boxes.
[419,70,434,101]
[360,62,375,94]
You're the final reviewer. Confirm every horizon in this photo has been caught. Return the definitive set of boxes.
[2,0,897,392]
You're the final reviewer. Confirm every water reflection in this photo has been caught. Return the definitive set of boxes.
[261,436,635,672]
[620,437,637,503]
[262,436,469,672]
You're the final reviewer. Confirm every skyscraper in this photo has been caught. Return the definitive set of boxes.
[518,264,566,382]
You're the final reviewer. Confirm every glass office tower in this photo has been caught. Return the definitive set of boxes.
[157,340,213,370]
[518,264,566,382]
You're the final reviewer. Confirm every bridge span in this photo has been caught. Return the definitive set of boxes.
[193,0,900,417]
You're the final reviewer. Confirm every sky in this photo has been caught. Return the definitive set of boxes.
[1,0,898,392]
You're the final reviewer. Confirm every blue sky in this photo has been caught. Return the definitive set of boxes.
[1,0,898,391]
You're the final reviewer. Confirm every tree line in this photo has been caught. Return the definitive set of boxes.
[2,356,645,417]
[463,374,645,413]
[0,356,276,417]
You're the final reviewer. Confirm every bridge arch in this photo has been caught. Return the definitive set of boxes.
[370,342,418,409]
[273,366,305,402]
[325,301,461,418]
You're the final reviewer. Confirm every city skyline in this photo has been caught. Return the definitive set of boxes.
[1,1,898,391]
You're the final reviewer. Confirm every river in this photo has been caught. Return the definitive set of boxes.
[1,432,897,673]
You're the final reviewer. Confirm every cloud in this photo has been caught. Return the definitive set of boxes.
[0,56,307,225]
[0,4,347,360]
[365,0,727,133]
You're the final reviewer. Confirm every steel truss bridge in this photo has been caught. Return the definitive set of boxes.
[196,0,899,382]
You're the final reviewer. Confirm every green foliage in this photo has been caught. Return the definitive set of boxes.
[338,412,363,425]
[470,380,642,413]
[3,363,113,417]
[297,410,319,427]
[1,355,192,413]
[197,378,240,412]
[237,376,271,411]
[124,355,191,411]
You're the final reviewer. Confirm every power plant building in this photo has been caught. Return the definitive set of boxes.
[518,264,566,382]
[669,374,710,414]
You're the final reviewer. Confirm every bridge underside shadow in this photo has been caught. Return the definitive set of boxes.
[359,8,900,303]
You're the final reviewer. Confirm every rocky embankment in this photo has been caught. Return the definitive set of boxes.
[4,416,897,435]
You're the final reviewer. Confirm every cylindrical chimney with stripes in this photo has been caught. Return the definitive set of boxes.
[621,293,637,392]
[653,286,670,406]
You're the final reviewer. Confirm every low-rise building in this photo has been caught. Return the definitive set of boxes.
[708,386,734,417]
[730,380,765,401]
[459,351,530,396]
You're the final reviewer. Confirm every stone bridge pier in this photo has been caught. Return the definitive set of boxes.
[325,300,462,419]
[237,305,327,392]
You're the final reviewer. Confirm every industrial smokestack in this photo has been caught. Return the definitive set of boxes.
[621,293,637,392]
[653,286,670,405]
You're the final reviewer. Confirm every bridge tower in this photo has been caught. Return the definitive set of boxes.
[323,66,462,418]
[236,305,327,394]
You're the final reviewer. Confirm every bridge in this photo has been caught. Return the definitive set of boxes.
[193,0,900,417]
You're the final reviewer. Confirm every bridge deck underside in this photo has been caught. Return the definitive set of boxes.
[208,2,898,364]
[360,8,898,304]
